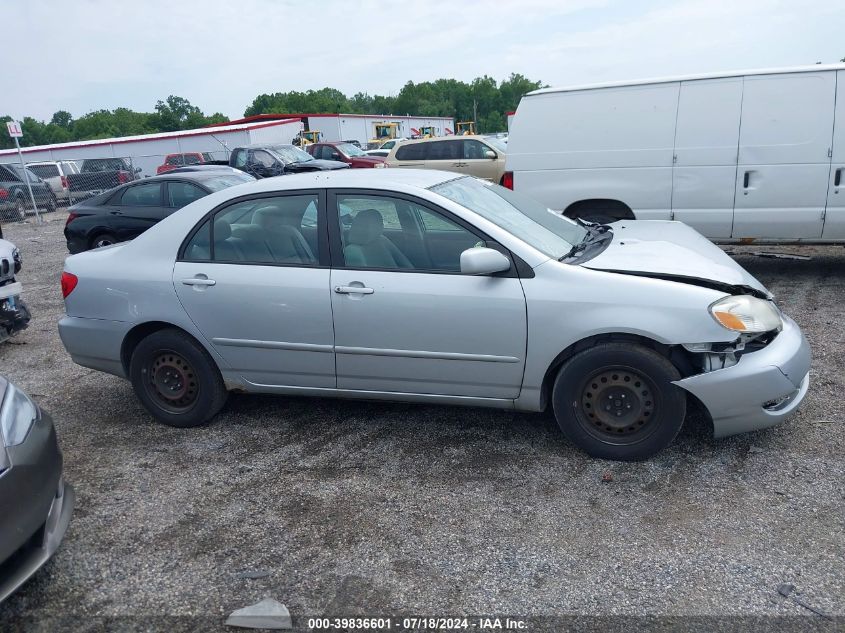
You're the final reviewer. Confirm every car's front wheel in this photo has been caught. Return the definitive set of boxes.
[551,342,686,461]
[129,328,228,427]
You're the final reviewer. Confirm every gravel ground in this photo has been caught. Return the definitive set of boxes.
[0,213,843,632]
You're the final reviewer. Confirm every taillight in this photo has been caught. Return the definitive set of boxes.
[61,175,69,189]
[501,171,514,190]
[65,212,79,226]
[0,187,8,200]
[118,171,129,183]
[61,272,78,298]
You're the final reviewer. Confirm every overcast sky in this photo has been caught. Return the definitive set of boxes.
[5,0,844,121]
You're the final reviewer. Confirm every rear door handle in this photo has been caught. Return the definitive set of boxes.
[334,285,374,295]
[835,168,842,187]
[182,277,216,287]
[743,171,750,188]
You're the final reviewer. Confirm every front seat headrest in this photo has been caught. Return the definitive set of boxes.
[348,209,385,245]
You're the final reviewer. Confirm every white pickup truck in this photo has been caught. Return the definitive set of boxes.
[506,63,845,243]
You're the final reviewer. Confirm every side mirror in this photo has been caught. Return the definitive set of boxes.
[484,149,496,159]
[460,247,511,275]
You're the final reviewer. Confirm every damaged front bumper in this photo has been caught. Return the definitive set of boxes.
[0,281,31,340]
[674,315,810,438]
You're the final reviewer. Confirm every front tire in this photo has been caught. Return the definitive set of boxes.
[551,342,686,461]
[129,328,228,428]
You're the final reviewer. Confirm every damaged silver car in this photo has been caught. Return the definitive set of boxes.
[57,170,810,460]
[0,236,30,343]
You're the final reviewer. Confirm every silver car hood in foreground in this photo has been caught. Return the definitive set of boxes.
[582,221,771,299]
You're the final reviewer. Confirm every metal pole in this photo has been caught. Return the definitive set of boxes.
[14,136,41,224]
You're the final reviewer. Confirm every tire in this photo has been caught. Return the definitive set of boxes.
[581,213,614,225]
[551,342,686,461]
[90,232,119,249]
[129,328,228,428]
[47,194,57,212]
[14,195,26,220]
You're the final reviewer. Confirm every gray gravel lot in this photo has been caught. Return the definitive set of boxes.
[0,213,843,631]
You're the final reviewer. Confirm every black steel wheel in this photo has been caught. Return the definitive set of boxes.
[130,328,227,427]
[14,195,26,220]
[552,342,686,461]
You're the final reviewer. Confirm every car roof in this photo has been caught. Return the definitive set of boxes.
[239,142,297,150]
[397,135,489,146]
[209,168,461,194]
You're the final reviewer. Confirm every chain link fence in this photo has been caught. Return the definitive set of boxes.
[0,149,230,226]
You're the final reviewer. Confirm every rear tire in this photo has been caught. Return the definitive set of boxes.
[14,195,26,220]
[551,342,686,461]
[129,328,228,428]
[90,232,118,249]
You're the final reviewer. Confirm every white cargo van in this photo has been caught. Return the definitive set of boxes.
[506,64,845,243]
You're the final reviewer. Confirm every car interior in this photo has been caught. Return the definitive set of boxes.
[185,194,483,271]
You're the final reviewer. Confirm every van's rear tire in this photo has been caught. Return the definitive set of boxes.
[129,328,228,428]
[551,342,686,461]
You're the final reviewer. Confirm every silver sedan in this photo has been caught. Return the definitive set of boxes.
[58,170,810,460]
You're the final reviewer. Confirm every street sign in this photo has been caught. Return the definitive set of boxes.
[6,121,23,138]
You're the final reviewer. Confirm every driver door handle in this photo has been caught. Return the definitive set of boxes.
[334,285,374,295]
[182,277,216,287]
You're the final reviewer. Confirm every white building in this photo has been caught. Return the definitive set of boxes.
[215,113,456,146]
[0,118,304,178]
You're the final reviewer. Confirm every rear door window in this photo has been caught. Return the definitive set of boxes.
[394,143,426,161]
[427,140,460,161]
[29,165,59,178]
[120,182,162,206]
[167,182,207,207]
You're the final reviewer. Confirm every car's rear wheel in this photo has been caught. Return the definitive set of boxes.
[551,342,686,461]
[14,195,26,220]
[129,328,227,427]
[90,232,118,249]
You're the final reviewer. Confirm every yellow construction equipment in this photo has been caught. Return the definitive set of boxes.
[369,122,400,148]
[456,121,476,135]
[418,126,436,138]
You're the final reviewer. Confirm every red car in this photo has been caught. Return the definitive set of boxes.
[306,142,387,168]
[156,152,214,175]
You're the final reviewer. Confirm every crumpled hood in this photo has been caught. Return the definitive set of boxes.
[582,221,771,298]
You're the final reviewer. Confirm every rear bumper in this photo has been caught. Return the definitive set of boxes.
[58,315,129,378]
[0,411,74,602]
[674,316,811,438]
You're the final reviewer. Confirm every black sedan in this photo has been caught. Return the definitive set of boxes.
[0,375,73,602]
[64,170,254,253]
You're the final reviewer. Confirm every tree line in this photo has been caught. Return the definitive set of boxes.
[1,74,542,149]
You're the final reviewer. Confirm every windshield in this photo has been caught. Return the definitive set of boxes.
[268,145,314,164]
[202,172,255,191]
[430,177,588,259]
[484,137,507,153]
[337,142,365,157]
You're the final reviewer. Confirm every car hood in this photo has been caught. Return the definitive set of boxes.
[582,220,771,298]
[287,159,349,172]
[350,156,385,165]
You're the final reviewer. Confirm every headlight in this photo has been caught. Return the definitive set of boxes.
[709,295,782,333]
[374,162,388,168]
[0,382,38,446]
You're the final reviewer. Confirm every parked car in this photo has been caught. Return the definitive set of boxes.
[506,63,845,242]
[0,164,57,220]
[0,375,74,602]
[0,237,30,343]
[66,158,140,200]
[64,170,255,253]
[229,143,348,178]
[27,161,80,203]
[306,142,387,168]
[363,149,390,158]
[385,135,507,184]
[156,152,214,175]
[57,170,810,461]
[166,165,246,175]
